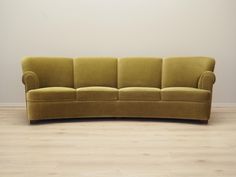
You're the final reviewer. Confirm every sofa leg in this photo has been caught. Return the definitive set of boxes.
[200,120,208,124]
[29,120,38,125]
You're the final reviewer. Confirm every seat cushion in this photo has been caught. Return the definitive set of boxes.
[74,57,117,88]
[161,87,211,102]
[27,87,76,101]
[118,57,162,88]
[77,87,118,101]
[119,87,161,101]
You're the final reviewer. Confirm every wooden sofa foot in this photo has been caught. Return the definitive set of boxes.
[199,120,208,124]
[29,120,38,125]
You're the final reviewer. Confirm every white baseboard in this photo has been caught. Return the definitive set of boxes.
[0,103,25,107]
[212,103,236,108]
[0,102,236,108]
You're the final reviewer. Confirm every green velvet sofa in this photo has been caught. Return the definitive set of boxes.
[22,57,215,124]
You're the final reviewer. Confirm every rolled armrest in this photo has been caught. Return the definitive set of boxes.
[198,71,216,91]
[22,71,39,92]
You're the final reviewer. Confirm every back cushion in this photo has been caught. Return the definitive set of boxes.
[74,57,117,88]
[162,57,215,88]
[22,57,74,88]
[118,57,162,88]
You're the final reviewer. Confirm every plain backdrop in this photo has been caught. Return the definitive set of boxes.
[0,0,236,105]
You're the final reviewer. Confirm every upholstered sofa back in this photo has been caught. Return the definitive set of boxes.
[118,57,162,88]
[22,57,215,89]
[22,57,74,88]
[73,57,117,88]
[162,57,215,88]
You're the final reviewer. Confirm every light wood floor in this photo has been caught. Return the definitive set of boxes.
[0,107,236,177]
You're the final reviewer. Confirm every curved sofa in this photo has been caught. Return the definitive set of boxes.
[22,57,215,124]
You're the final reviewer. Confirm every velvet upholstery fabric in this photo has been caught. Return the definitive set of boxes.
[26,101,210,121]
[162,57,215,88]
[161,87,211,102]
[77,87,118,101]
[27,87,76,101]
[22,71,39,92]
[74,57,117,88]
[21,57,216,122]
[117,101,211,120]
[26,101,118,120]
[22,57,74,88]
[198,71,216,91]
[119,87,161,101]
[118,57,162,88]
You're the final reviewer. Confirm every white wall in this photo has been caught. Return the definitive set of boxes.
[0,0,236,105]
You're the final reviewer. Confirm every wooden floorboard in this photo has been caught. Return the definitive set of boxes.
[0,107,236,177]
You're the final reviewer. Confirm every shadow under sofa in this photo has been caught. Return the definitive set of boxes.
[22,57,215,124]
